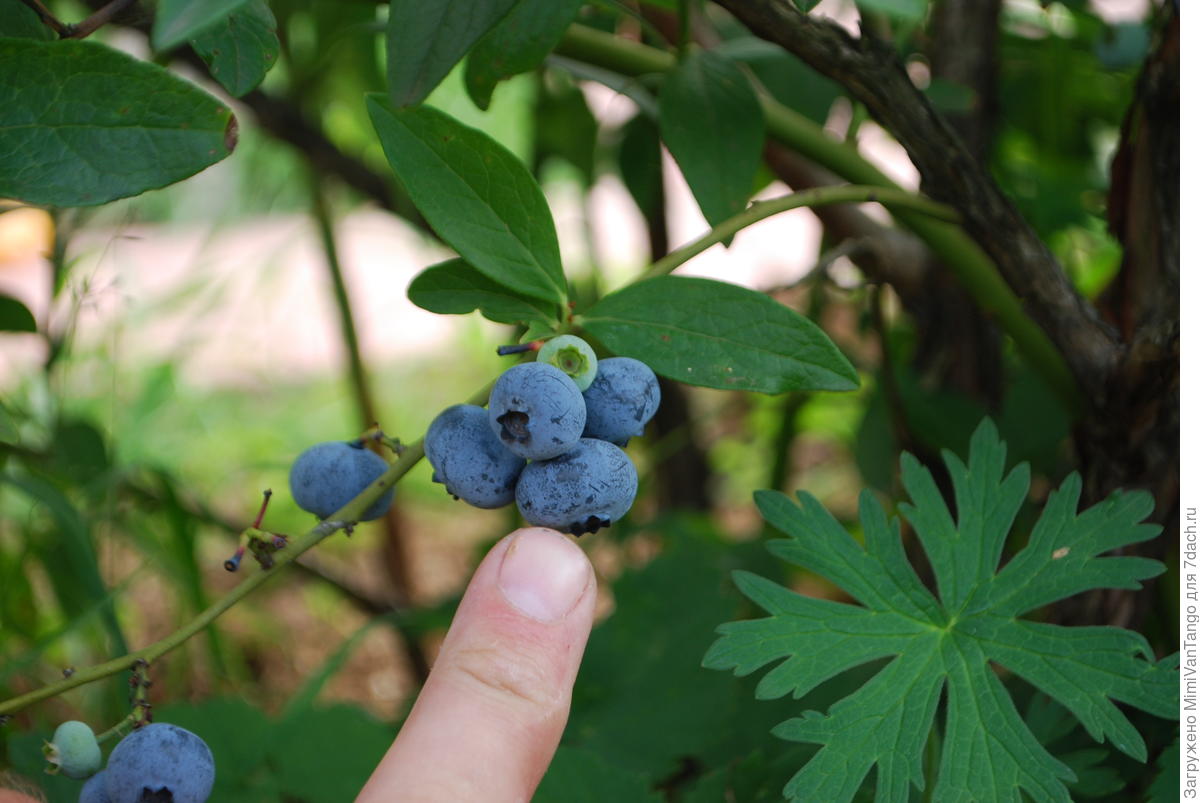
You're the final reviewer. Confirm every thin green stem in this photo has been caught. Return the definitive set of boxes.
[0,384,492,718]
[95,712,134,745]
[677,0,691,56]
[309,174,378,430]
[554,24,1080,411]
[645,186,959,278]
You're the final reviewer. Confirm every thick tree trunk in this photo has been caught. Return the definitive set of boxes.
[1066,9,1178,632]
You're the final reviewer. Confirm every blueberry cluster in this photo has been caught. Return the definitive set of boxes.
[426,338,660,536]
[51,722,214,803]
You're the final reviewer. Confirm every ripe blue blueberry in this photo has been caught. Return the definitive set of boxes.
[516,438,638,535]
[79,770,111,803]
[582,357,661,446]
[288,440,394,521]
[44,720,101,779]
[489,362,586,461]
[536,335,597,391]
[104,723,214,803]
[426,404,526,508]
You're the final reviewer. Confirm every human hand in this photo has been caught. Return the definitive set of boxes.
[357,527,597,802]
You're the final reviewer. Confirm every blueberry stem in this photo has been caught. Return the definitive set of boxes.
[0,382,496,719]
[497,341,543,356]
[643,186,958,280]
[251,489,272,529]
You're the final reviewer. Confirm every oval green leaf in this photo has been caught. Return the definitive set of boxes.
[367,96,567,305]
[0,39,236,207]
[190,0,279,98]
[464,0,585,110]
[153,0,253,51]
[660,50,765,229]
[0,0,54,39]
[0,294,36,332]
[581,276,858,393]
[387,0,518,107]
[408,258,559,326]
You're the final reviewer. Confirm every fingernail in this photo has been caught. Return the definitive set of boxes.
[498,528,592,622]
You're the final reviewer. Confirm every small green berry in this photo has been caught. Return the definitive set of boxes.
[537,335,598,391]
[43,720,102,779]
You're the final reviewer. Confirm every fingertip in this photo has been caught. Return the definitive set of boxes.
[497,527,594,623]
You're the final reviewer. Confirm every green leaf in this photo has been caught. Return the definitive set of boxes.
[534,75,598,183]
[581,276,858,394]
[0,0,54,39]
[49,418,110,483]
[367,97,567,305]
[0,39,236,207]
[1148,738,1180,802]
[0,293,36,332]
[855,0,928,21]
[704,419,1177,802]
[270,705,393,803]
[534,748,662,802]
[387,0,519,107]
[3,474,127,655]
[617,114,663,224]
[563,524,750,778]
[660,50,764,228]
[408,258,560,326]
[190,0,279,98]
[152,0,253,51]
[464,0,584,110]
[718,38,841,125]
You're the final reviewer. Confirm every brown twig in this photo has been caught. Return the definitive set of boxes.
[712,0,1122,404]
[20,0,136,39]
[17,0,67,36]
[65,0,138,39]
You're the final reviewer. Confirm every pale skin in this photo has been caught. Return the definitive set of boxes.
[357,526,597,802]
[3,527,595,803]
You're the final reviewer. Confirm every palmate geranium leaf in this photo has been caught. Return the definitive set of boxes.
[703,419,1177,802]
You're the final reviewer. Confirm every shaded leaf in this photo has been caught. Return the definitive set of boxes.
[190,0,279,97]
[152,0,253,51]
[367,97,567,305]
[617,113,663,224]
[0,0,54,39]
[0,293,36,332]
[270,705,393,803]
[718,38,841,124]
[855,0,928,21]
[387,0,518,107]
[1147,738,1180,803]
[49,418,109,483]
[564,527,748,778]
[581,276,858,394]
[465,0,584,110]
[704,420,1177,802]
[3,474,125,654]
[660,50,764,228]
[534,74,598,183]
[408,258,559,326]
[534,747,662,802]
[0,39,236,207]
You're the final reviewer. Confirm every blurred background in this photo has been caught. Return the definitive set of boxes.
[0,0,1174,800]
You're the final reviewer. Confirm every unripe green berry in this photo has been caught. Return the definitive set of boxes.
[43,720,101,779]
[537,335,598,391]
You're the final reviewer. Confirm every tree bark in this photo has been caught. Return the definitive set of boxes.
[713,0,1122,403]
